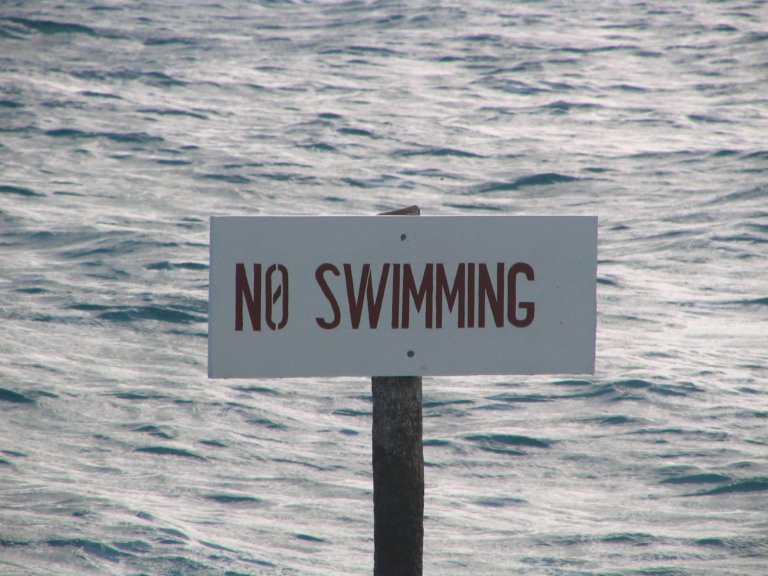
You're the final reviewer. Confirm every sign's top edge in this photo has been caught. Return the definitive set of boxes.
[210,214,598,220]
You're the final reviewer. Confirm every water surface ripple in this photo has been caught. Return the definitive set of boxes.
[1,1,766,575]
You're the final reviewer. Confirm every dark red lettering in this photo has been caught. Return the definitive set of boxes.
[467,263,475,328]
[402,263,433,328]
[508,262,535,327]
[343,264,391,329]
[391,264,400,329]
[265,264,288,330]
[367,264,390,328]
[435,263,465,328]
[479,263,505,328]
[235,263,261,331]
[315,263,341,329]
[344,264,368,329]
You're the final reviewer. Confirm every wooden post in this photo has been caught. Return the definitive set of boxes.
[372,375,423,576]
[372,205,423,576]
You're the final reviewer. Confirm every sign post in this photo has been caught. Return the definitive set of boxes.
[372,374,423,575]
[372,206,423,576]
[208,210,598,575]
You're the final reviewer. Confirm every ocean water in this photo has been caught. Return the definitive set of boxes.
[1,1,767,574]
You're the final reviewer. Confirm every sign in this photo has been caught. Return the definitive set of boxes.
[208,216,597,378]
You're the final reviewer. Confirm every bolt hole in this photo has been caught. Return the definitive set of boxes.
[407,350,415,358]
[400,234,407,241]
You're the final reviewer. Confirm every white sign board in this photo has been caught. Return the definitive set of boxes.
[209,216,597,378]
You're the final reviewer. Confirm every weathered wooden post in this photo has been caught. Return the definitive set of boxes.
[372,375,423,576]
[373,205,423,576]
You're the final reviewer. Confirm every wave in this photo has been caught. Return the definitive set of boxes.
[337,127,378,138]
[107,392,169,401]
[203,494,265,505]
[202,173,251,184]
[585,414,644,426]
[45,538,129,562]
[134,446,207,460]
[137,107,209,120]
[79,90,123,100]
[45,128,164,144]
[143,36,199,47]
[146,261,208,271]
[732,296,768,306]
[444,202,504,212]
[465,433,553,455]
[686,478,768,496]
[660,473,731,485]
[470,173,579,194]
[8,17,98,36]
[0,388,35,403]
[71,69,187,86]
[708,185,766,205]
[0,185,43,197]
[131,425,175,440]
[87,305,205,325]
[394,146,483,158]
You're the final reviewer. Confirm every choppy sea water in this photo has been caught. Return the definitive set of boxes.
[1,1,767,575]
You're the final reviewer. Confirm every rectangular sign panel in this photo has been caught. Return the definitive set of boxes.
[209,216,597,378]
